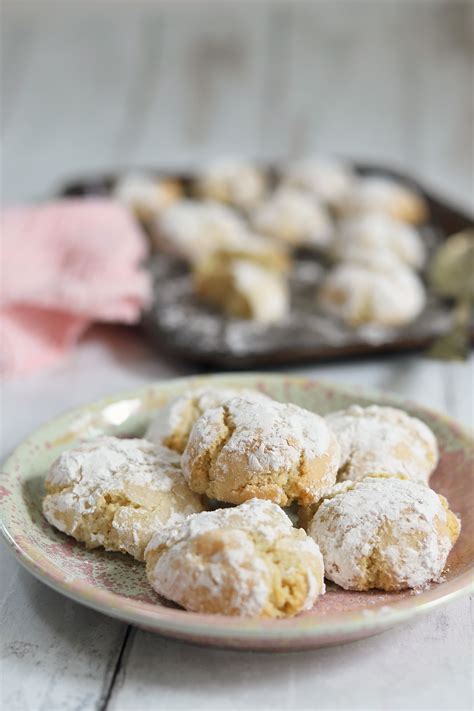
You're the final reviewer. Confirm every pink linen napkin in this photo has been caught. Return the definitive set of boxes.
[0,199,151,377]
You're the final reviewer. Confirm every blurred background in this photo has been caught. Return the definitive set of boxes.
[2,0,473,210]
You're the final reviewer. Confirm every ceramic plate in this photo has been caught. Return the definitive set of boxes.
[1,374,473,651]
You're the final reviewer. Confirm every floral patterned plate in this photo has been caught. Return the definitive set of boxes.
[1,374,473,651]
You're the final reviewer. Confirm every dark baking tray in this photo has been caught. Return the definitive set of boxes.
[60,163,473,369]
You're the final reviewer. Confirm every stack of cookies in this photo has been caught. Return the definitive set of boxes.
[43,385,460,619]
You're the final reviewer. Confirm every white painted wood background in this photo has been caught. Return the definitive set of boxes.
[1,1,473,710]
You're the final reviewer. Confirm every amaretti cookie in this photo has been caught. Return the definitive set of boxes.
[152,199,246,262]
[194,245,290,323]
[326,404,439,485]
[252,187,333,248]
[318,255,425,327]
[146,387,272,454]
[338,176,429,224]
[113,172,182,221]
[308,477,460,591]
[193,159,266,212]
[42,437,203,560]
[145,498,325,617]
[283,158,355,209]
[182,395,340,506]
[332,213,426,270]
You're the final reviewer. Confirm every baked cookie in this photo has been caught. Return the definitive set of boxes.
[193,159,266,212]
[332,213,426,270]
[308,477,460,591]
[182,395,340,506]
[113,172,182,221]
[146,387,272,454]
[194,245,290,323]
[42,437,203,560]
[152,199,246,262]
[252,187,333,248]
[145,498,325,617]
[283,158,355,209]
[318,254,425,327]
[338,176,428,224]
[325,404,439,485]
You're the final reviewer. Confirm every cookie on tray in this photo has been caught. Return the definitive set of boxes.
[282,158,355,209]
[152,199,246,262]
[42,437,203,560]
[318,253,426,328]
[307,477,460,591]
[326,404,439,485]
[181,395,340,506]
[145,498,325,617]
[194,243,290,324]
[193,159,267,212]
[113,172,182,221]
[146,387,272,454]
[338,176,429,224]
[252,187,333,249]
[332,213,426,270]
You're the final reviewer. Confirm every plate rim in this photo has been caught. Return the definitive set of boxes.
[1,373,473,647]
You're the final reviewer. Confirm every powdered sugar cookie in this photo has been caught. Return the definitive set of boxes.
[283,158,355,209]
[194,159,266,212]
[326,404,439,485]
[146,387,272,454]
[182,396,340,506]
[318,255,425,327]
[338,176,428,224]
[252,187,333,248]
[145,498,325,617]
[308,477,460,591]
[113,172,182,221]
[195,254,290,323]
[152,200,246,262]
[332,213,426,269]
[42,437,203,560]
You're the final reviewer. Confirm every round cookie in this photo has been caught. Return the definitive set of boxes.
[338,176,428,224]
[181,395,340,506]
[308,477,460,591]
[195,256,290,323]
[332,213,426,270]
[145,498,325,617]
[42,437,203,561]
[326,404,439,485]
[252,187,333,248]
[318,255,425,327]
[283,158,355,209]
[113,172,182,221]
[193,159,267,212]
[152,199,246,263]
[146,387,272,454]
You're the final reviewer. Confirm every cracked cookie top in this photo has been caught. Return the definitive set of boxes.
[326,404,439,485]
[42,436,203,560]
[145,498,325,617]
[181,396,340,506]
[308,477,460,591]
[146,387,272,454]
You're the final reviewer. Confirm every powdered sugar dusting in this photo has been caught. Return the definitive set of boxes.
[309,477,458,590]
[46,437,181,500]
[146,387,271,447]
[326,405,439,484]
[146,499,325,616]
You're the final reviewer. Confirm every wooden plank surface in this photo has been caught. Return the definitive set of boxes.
[1,1,473,709]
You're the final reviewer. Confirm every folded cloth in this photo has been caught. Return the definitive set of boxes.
[0,199,151,376]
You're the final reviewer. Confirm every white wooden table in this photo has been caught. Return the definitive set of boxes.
[1,2,473,709]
